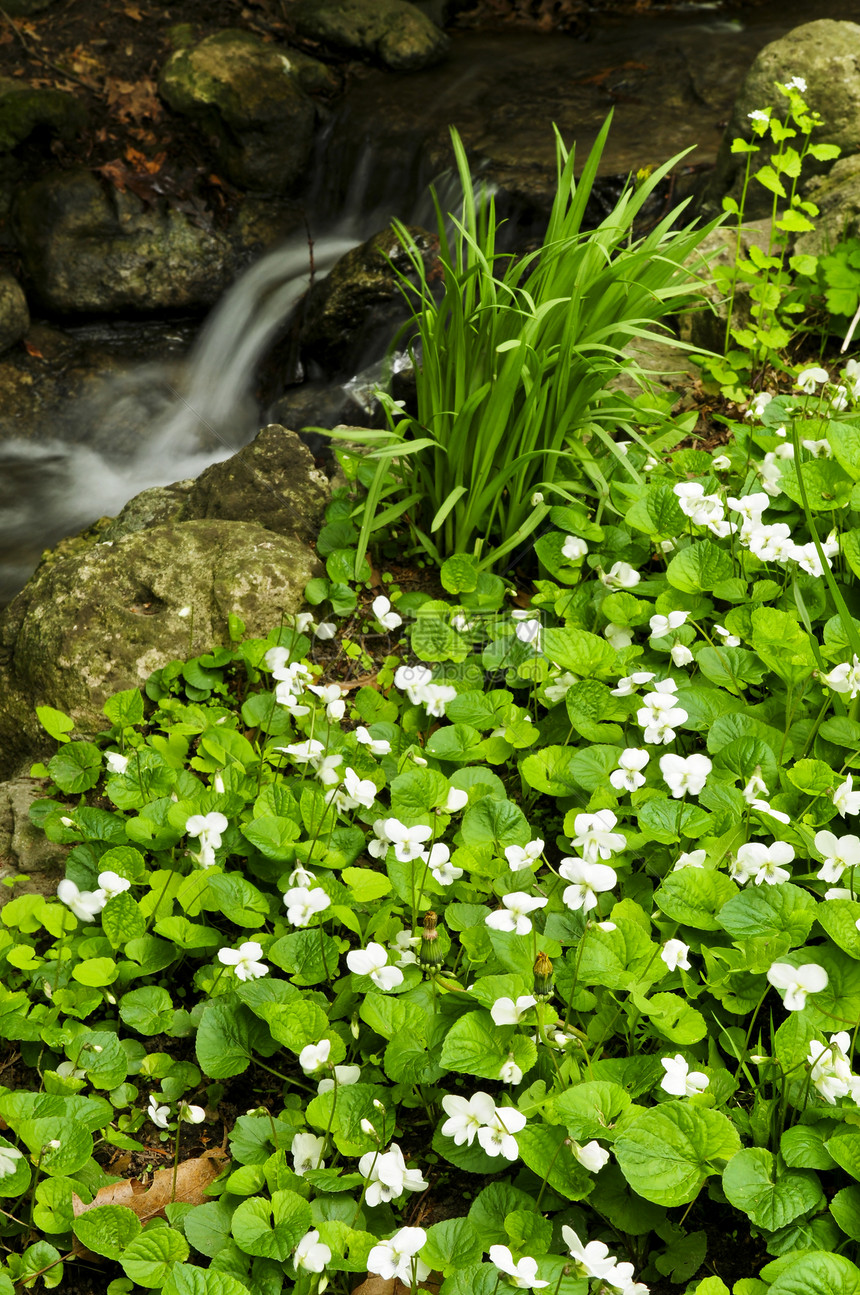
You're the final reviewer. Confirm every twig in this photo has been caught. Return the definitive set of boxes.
[0,5,101,94]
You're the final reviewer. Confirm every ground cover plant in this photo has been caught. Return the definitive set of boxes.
[11,77,860,1295]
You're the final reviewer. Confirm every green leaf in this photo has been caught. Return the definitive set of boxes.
[0,1135,31,1197]
[614,1103,741,1206]
[765,1251,860,1295]
[637,800,712,844]
[718,884,816,947]
[517,1122,594,1200]
[47,741,103,794]
[551,1081,631,1141]
[722,1147,823,1231]
[422,1218,483,1274]
[779,459,854,511]
[73,1205,142,1259]
[654,870,738,931]
[18,1118,93,1176]
[103,689,145,728]
[241,817,301,861]
[196,1001,258,1079]
[102,892,146,948]
[636,993,707,1045]
[37,706,74,743]
[267,930,342,986]
[163,1267,251,1295]
[119,987,175,1036]
[831,1185,860,1242]
[817,900,860,959]
[666,541,734,593]
[542,626,618,678]
[183,1200,236,1259]
[440,554,479,594]
[826,422,860,481]
[504,1209,553,1257]
[121,1227,190,1288]
[826,1133,860,1181]
[230,1191,311,1261]
[440,1011,508,1079]
[467,1182,536,1247]
[750,606,816,686]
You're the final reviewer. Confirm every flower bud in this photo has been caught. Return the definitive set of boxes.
[533,950,554,999]
[419,910,444,971]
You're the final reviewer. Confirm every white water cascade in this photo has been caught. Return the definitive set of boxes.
[0,231,360,604]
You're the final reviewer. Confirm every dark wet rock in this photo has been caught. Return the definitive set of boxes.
[300,225,437,375]
[0,75,85,151]
[268,380,384,435]
[0,271,28,354]
[0,777,67,905]
[291,0,448,72]
[2,0,55,12]
[12,170,303,314]
[0,517,322,776]
[158,30,322,192]
[701,20,860,220]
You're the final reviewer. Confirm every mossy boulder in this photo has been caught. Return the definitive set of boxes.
[0,271,28,354]
[794,155,860,257]
[0,519,322,776]
[702,20,860,220]
[290,0,448,72]
[0,426,329,776]
[0,76,85,151]
[159,30,323,192]
[12,170,301,313]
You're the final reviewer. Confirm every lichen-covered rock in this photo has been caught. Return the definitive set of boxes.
[12,171,303,313]
[0,519,322,776]
[701,20,860,220]
[185,424,330,543]
[158,30,322,192]
[0,425,329,774]
[0,271,28,354]
[291,0,448,72]
[300,225,437,374]
[677,218,774,354]
[794,156,860,257]
[0,76,84,150]
[0,777,67,907]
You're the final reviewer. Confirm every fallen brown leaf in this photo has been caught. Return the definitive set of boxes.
[352,1275,441,1295]
[72,1149,228,1223]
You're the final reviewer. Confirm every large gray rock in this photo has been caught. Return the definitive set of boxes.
[12,171,303,314]
[291,0,448,72]
[0,271,28,354]
[0,76,85,149]
[701,20,860,220]
[0,426,329,777]
[159,31,321,192]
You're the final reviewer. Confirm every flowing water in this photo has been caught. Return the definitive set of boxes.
[3,0,860,605]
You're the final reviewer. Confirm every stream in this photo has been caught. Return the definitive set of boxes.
[2,0,860,607]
